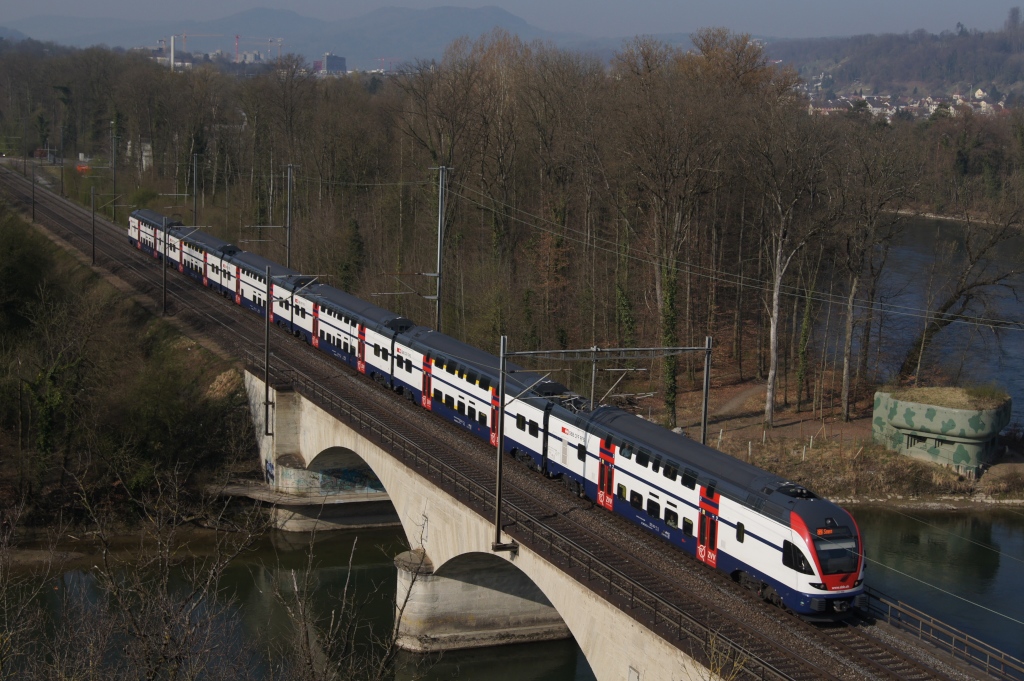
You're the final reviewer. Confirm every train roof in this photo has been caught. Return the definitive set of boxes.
[587,406,833,522]
[226,249,301,280]
[168,227,233,253]
[301,283,413,331]
[132,209,183,228]
[403,328,560,395]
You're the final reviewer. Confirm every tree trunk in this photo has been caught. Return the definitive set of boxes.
[840,274,859,421]
[764,241,785,427]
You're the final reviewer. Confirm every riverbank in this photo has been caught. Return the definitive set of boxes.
[670,376,1024,509]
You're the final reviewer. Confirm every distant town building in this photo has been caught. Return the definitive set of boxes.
[313,53,346,75]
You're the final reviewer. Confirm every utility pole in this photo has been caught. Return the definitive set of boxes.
[286,164,292,268]
[59,123,64,196]
[492,335,518,553]
[700,336,713,446]
[264,265,272,436]
[434,165,448,332]
[110,120,117,223]
[161,219,168,315]
[91,186,96,265]
[193,153,198,225]
[30,162,35,222]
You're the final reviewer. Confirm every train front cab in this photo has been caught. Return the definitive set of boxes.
[787,510,865,616]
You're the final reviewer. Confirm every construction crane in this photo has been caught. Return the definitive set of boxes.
[377,56,399,72]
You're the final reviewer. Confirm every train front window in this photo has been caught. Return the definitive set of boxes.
[814,536,859,574]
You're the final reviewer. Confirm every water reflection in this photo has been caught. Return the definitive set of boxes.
[218,527,595,681]
[854,508,1024,657]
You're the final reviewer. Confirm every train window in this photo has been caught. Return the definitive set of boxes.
[529,420,538,437]
[736,522,745,543]
[651,457,662,473]
[477,412,487,426]
[603,434,614,449]
[646,499,660,519]
[468,405,477,420]
[706,481,718,498]
[446,362,457,375]
[457,402,465,414]
[620,444,633,459]
[782,541,814,575]
[683,518,694,537]
[635,450,650,468]
[682,469,697,489]
[479,377,491,391]
[466,370,478,385]
[373,345,381,357]
[516,414,526,431]
[577,443,586,461]
[708,520,718,547]
[319,330,325,340]
[446,395,455,408]
[617,484,627,500]
[665,510,679,529]
[433,389,441,401]
[629,492,643,510]
[383,349,390,361]
[663,462,679,481]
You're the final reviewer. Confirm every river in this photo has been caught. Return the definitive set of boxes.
[224,507,1024,672]
[33,507,1024,677]
[853,506,1024,659]
[220,526,597,681]
[845,217,1024,424]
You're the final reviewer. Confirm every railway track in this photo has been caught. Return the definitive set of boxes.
[0,165,982,681]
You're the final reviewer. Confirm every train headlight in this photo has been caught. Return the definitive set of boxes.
[809,582,826,590]
[854,579,863,587]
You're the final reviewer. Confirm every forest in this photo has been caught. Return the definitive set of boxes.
[1,27,1022,432]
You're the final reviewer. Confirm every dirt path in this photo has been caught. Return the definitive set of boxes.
[714,382,765,417]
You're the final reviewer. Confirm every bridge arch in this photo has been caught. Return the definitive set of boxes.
[247,373,707,681]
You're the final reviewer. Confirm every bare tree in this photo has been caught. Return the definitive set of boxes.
[833,119,919,419]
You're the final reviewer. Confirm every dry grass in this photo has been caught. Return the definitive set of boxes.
[890,386,1008,411]
[721,438,976,499]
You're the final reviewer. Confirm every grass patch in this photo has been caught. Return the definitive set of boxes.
[724,438,976,499]
[890,385,1008,410]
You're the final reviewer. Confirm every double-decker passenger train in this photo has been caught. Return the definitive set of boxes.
[129,208,866,616]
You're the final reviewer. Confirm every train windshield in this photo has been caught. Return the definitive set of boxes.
[813,535,859,574]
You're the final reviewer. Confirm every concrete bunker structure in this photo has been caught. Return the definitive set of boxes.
[873,389,1012,476]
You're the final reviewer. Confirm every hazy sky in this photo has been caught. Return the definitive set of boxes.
[5,0,1015,38]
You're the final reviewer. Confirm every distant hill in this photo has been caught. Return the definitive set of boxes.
[0,26,28,41]
[7,6,690,70]
[767,25,1024,100]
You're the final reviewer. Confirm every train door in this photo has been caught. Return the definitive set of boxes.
[596,436,615,511]
[268,282,276,324]
[202,253,209,287]
[489,386,499,446]
[311,303,320,348]
[697,484,720,568]
[356,325,367,373]
[234,266,241,304]
[176,238,184,273]
[421,356,433,409]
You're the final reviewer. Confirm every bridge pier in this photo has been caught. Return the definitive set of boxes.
[394,549,571,652]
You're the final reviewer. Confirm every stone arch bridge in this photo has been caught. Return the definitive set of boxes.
[244,370,709,681]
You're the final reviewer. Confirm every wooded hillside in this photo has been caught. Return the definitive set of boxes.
[1,29,1020,430]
